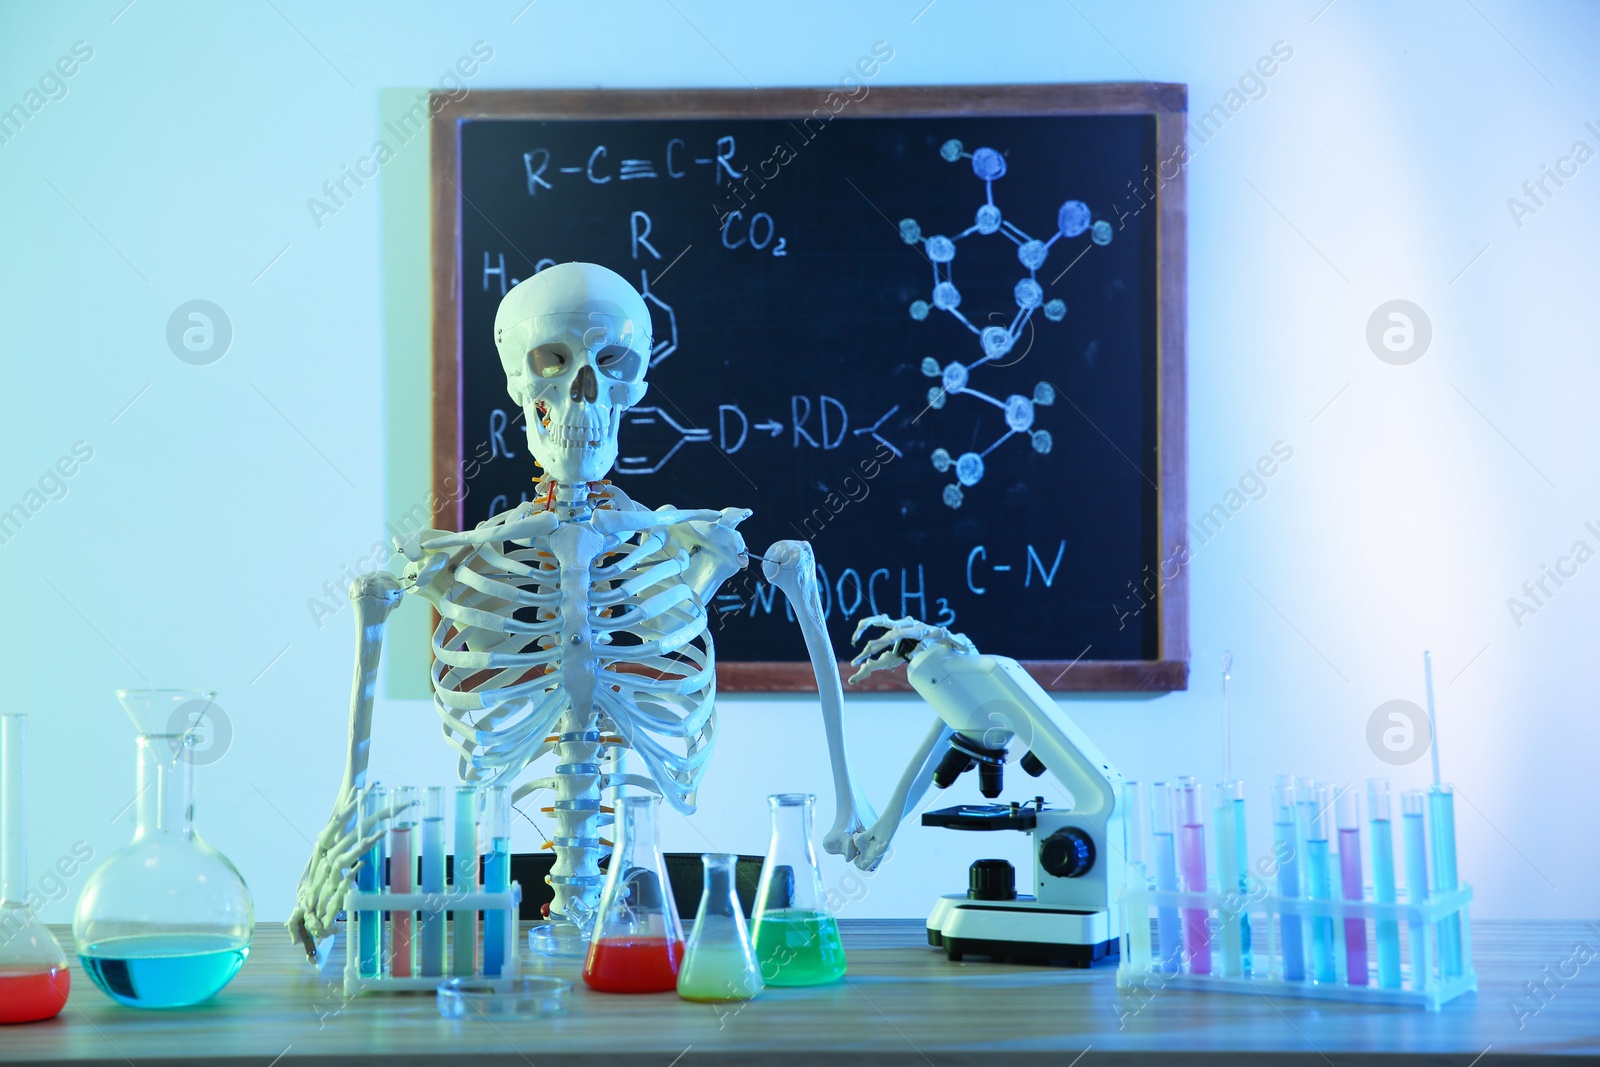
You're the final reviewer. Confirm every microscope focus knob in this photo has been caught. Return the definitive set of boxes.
[967,859,1017,901]
[1039,827,1096,879]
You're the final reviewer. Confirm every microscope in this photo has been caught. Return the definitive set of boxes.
[847,618,1126,967]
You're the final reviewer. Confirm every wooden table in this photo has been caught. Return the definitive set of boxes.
[7,921,1598,1065]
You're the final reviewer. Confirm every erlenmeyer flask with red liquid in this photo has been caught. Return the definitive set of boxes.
[1,714,71,1024]
[582,795,682,993]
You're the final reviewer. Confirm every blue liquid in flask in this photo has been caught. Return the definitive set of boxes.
[80,934,248,1008]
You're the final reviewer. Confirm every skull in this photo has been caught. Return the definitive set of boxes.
[493,263,652,485]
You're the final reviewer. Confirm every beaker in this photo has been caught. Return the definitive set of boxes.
[750,793,846,986]
[583,794,683,993]
[1,714,71,1024]
[678,853,762,1003]
[73,690,253,1008]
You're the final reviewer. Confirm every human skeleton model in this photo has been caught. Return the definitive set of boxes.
[287,264,878,953]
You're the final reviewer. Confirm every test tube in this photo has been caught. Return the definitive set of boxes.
[389,786,419,978]
[482,785,512,977]
[420,786,447,977]
[1368,779,1402,989]
[1211,780,1243,977]
[1271,776,1305,981]
[357,784,388,979]
[1232,779,1252,975]
[1402,789,1431,991]
[1176,777,1211,975]
[1336,786,1367,986]
[452,786,479,977]
[1121,781,1153,972]
[1301,780,1335,982]
[1150,781,1183,976]
[1429,784,1462,979]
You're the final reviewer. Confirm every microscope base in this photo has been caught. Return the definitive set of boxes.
[925,893,1119,969]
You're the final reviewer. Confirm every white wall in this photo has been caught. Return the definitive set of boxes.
[1,0,1595,928]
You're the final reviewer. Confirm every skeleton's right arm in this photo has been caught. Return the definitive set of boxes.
[285,570,404,959]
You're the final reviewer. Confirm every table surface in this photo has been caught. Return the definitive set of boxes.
[4,920,1598,1065]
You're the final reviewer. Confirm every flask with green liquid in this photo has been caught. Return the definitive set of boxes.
[750,793,846,986]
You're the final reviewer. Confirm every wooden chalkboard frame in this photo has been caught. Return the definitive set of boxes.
[429,84,1188,693]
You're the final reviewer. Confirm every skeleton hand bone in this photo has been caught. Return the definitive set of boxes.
[286,793,399,959]
[848,614,977,684]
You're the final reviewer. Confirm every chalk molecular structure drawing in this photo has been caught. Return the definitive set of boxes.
[899,139,1113,509]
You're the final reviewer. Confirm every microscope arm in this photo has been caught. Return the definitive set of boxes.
[845,616,1123,871]
[904,648,1122,823]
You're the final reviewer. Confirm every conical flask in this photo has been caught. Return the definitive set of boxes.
[582,794,683,993]
[677,853,762,1003]
[73,690,254,1008]
[1,714,71,1024]
[750,793,846,986]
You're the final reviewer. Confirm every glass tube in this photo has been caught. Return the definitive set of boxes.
[481,786,512,977]
[1368,779,1401,989]
[1429,784,1462,979]
[1121,781,1152,973]
[1272,776,1305,982]
[451,787,478,977]
[1402,789,1431,991]
[1232,779,1252,974]
[420,787,446,978]
[1176,777,1211,975]
[1301,780,1335,982]
[1151,781,1182,976]
[1211,781,1242,977]
[1336,786,1367,986]
[357,785,387,979]
[389,787,418,978]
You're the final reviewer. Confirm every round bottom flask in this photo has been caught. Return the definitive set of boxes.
[73,691,253,1008]
[1,714,71,1024]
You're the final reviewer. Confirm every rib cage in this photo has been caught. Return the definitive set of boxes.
[413,487,717,921]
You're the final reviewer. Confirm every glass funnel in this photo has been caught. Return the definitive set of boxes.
[750,793,846,986]
[1,714,71,1024]
[73,690,254,1008]
[678,853,762,1003]
[582,795,683,993]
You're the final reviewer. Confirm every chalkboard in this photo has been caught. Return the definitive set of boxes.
[431,86,1188,692]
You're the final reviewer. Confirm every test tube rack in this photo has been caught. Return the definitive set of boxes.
[340,880,523,997]
[1116,880,1475,1010]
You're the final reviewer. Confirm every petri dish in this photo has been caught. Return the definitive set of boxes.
[436,976,571,1020]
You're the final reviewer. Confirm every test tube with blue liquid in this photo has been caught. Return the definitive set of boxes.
[1422,651,1463,981]
[1211,780,1243,977]
[1402,788,1431,991]
[1272,776,1305,981]
[1231,780,1252,974]
[357,785,388,978]
[1122,781,1153,973]
[1429,784,1462,978]
[1300,780,1336,982]
[420,786,447,977]
[1367,778,1402,989]
[1150,781,1182,976]
[1176,777,1211,975]
[481,786,511,977]
[1335,786,1367,986]
[452,786,478,977]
